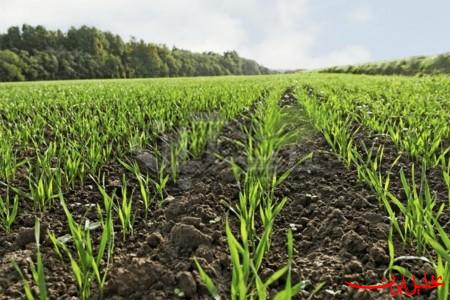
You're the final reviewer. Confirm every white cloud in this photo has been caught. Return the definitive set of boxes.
[314,45,372,68]
[0,0,372,69]
[348,6,373,24]
[246,37,371,70]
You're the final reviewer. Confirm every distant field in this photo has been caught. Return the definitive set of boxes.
[0,74,449,299]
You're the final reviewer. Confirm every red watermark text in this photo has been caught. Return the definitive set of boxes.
[344,273,445,296]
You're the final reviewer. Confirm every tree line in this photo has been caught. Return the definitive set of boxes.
[321,53,450,76]
[0,25,271,81]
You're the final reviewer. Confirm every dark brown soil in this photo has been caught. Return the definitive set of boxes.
[268,134,438,299]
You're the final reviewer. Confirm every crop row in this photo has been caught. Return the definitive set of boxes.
[1,75,302,299]
[297,74,450,299]
[1,73,449,299]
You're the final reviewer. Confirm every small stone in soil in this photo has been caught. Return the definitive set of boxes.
[344,260,363,273]
[342,230,367,255]
[176,271,197,297]
[180,216,202,227]
[194,244,214,263]
[364,212,388,224]
[147,232,163,247]
[165,199,187,221]
[135,151,158,173]
[369,243,388,265]
[169,223,211,250]
[15,223,48,248]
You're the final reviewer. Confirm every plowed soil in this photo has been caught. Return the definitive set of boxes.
[0,92,445,300]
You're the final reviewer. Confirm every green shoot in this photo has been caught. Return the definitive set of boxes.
[49,195,114,300]
[116,175,134,241]
[13,219,48,300]
[0,192,19,233]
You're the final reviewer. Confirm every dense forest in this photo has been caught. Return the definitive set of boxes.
[321,52,450,76]
[0,25,270,81]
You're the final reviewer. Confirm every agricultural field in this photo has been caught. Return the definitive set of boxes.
[0,73,449,300]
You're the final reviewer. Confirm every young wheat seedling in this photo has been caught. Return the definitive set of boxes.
[0,192,19,233]
[49,195,114,300]
[116,175,134,241]
[13,219,48,300]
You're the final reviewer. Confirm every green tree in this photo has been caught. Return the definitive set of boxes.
[0,50,25,81]
[0,24,270,81]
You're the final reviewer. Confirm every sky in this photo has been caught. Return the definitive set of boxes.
[1,0,449,70]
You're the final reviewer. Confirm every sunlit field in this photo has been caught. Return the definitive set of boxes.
[0,73,449,299]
